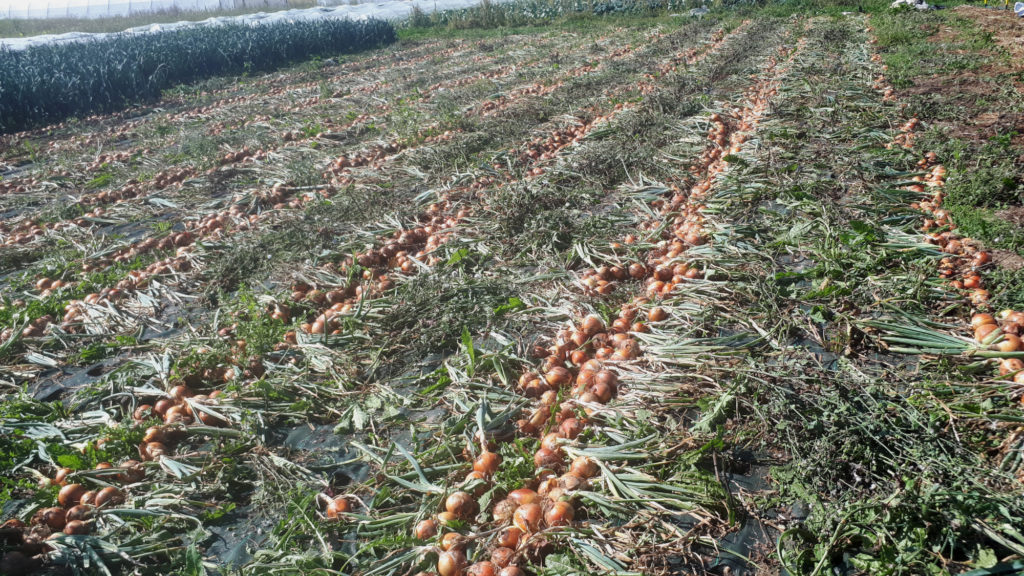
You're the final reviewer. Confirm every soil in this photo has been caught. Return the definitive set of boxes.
[908,6,1024,142]
[954,5,1024,60]
[992,248,1024,270]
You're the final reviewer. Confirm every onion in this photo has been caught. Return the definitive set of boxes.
[590,382,614,403]
[575,369,596,387]
[491,547,515,568]
[467,561,498,576]
[326,496,350,520]
[438,550,467,576]
[545,367,572,387]
[163,405,192,424]
[499,566,525,576]
[53,468,72,486]
[544,501,574,527]
[437,511,459,526]
[414,519,437,540]
[143,441,168,460]
[79,491,97,506]
[997,334,1022,353]
[570,456,599,479]
[492,499,517,522]
[496,526,522,549]
[570,349,589,365]
[648,307,668,322]
[999,358,1024,376]
[66,505,93,522]
[64,520,90,535]
[39,507,66,530]
[446,491,478,519]
[58,484,87,508]
[507,488,538,506]
[557,418,582,439]
[581,315,604,336]
[133,404,153,421]
[513,503,542,533]
[153,398,175,417]
[541,433,563,453]
[474,451,501,476]
[94,486,124,508]
[169,384,194,402]
[534,448,563,470]
[441,532,466,551]
[595,370,618,389]
[975,324,999,342]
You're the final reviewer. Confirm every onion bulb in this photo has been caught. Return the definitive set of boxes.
[94,486,124,508]
[513,503,542,533]
[491,547,515,567]
[413,519,437,540]
[326,496,351,520]
[438,550,467,576]
[999,358,1024,376]
[39,507,66,530]
[492,499,517,522]
[58,484,87,508]
[63,520,90,535]
[544,501,574,527]
[473,451,501,476]
[467,561,497,576]
[559,418,584,439]
[441,532,466,551]
[997,334,1022,353]
[445,491,478,519]
[496,526,522,549]
[534,448,563,470]
[570,456,599,479]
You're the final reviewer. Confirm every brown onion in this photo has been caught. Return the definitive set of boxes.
[445,491,478,519]
[534,448,563,470]
[64,520,90,535]
[94,486,124,508]
[492,499,517,523]
[513,503,542,533]
[999,358,1024,376]
[570,456,599,479]
[441,532,466,551]
[473,451,501,476]
[413,519,437,540]
[467,561,497,576]
[438,550,467,576]
[39,507,66,531]
[544,501,574,527]
[496,526,522,549]
[326,496,350,520]
[58,484,87,508]
[66,505,94,522]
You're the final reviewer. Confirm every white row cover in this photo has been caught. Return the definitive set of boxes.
[0,0,291,19]
[0,0,507,50]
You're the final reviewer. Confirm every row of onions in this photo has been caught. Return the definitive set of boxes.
[326,32,802,576]
[6,27,647,338]
[868,34,1024,391]
[281,28,732,337]
[0,23,747,576]
[1,30,710,569]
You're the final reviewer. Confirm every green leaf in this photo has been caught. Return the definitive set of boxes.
[184,543,208,576]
